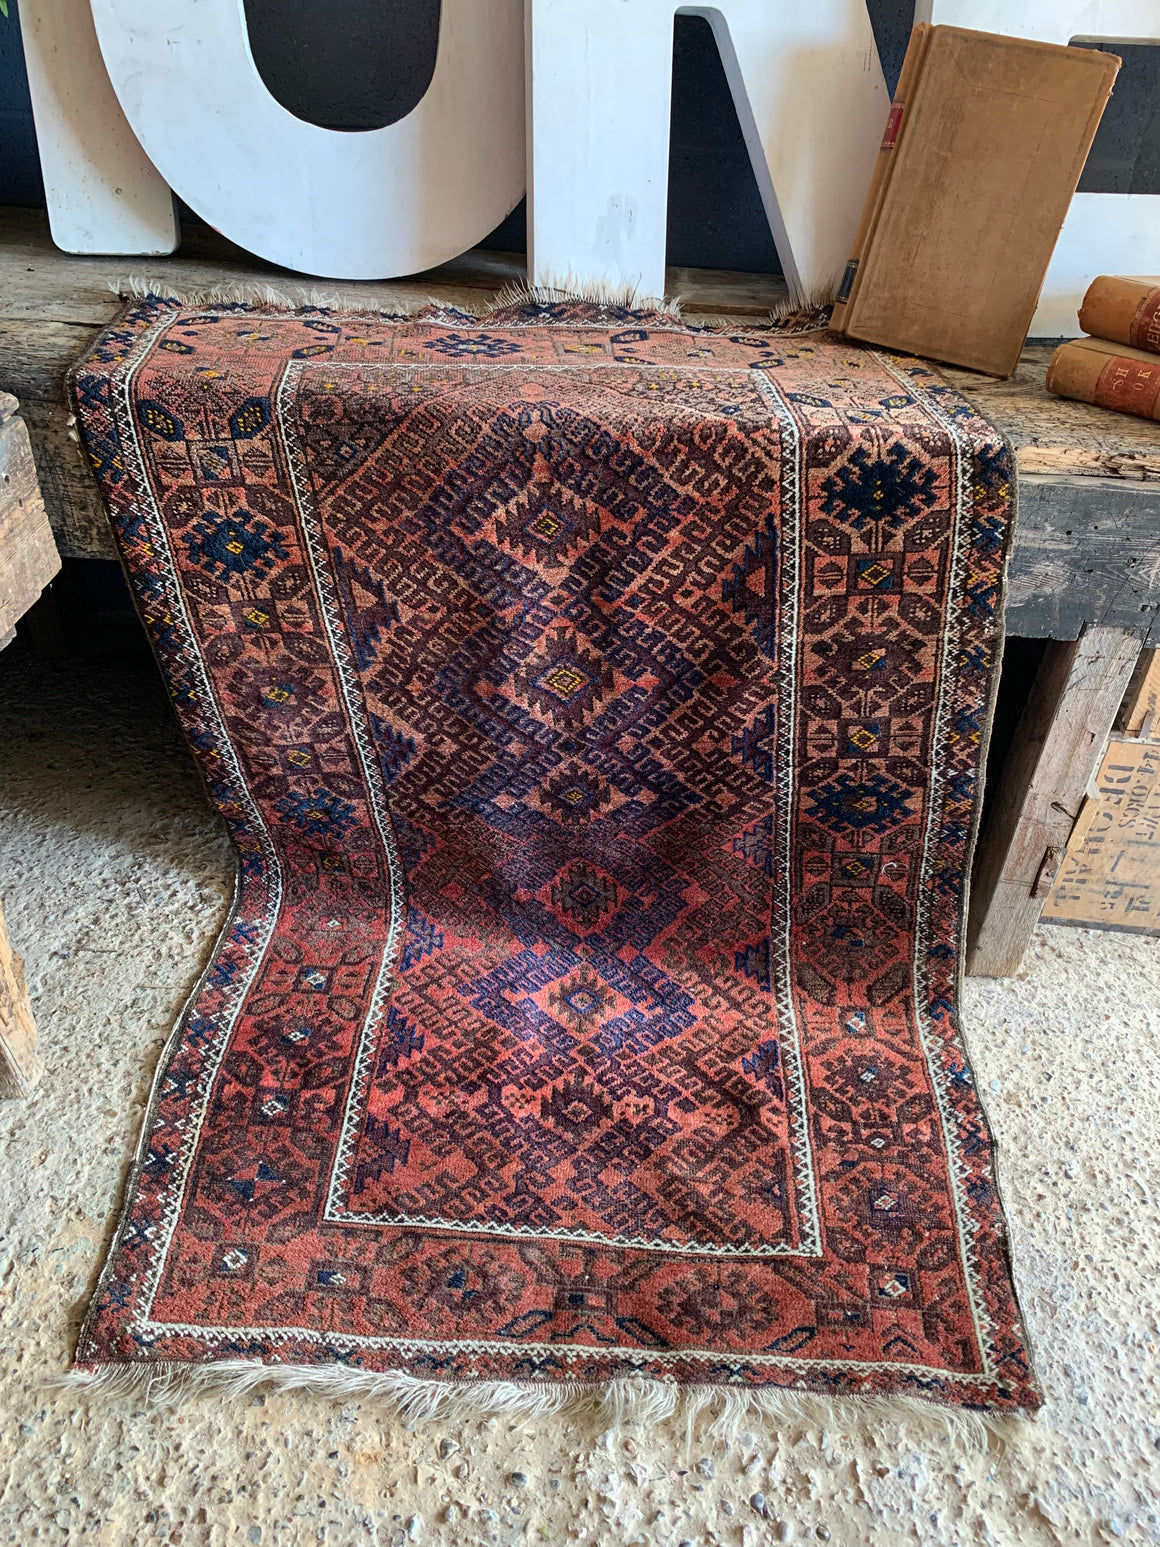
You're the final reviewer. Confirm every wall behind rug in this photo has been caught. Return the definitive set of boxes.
[0,0,1155,279]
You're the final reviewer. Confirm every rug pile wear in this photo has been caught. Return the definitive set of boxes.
[69,297,1039,1414]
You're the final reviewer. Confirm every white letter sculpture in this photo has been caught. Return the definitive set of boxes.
[527,0,890,302]
[915,0,1160,335]
[20,0,890,292]
[21,0,526,279]
[20,0,178,255]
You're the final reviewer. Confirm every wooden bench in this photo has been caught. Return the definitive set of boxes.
[936,360,1159,973]
[4,204,1159,977]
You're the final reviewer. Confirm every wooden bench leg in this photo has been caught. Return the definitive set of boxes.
[0,896,43,1098]
[966,625,1143,977]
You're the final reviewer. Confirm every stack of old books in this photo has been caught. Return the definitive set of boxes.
[1046,278,1160,422]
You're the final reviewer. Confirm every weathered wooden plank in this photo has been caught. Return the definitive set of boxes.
[0,206,789,326]
[6,200,1155,471]
[0,206,522,325]
[0,316,112,559]
[967,625,1143,977]
[6,205,1160,604]
[1004,477,1160,643]
[0,207,795,559]
[664,265,790,316]
[0,393,61,640]
[19,398,115,560]
[1015,445,1160,482]
[0,894,43,1099]
[0,318,101,406]
[6,311,1154,483]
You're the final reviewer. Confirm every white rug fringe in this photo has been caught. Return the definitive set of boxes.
[57,1361,1021,1449]
[110,274,679,319]
[485,276,681,316]
[112,275,418,316]
[109,275,834,332]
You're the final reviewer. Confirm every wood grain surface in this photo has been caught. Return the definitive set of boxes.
[967,626,1143,977]
[0,392,60,645]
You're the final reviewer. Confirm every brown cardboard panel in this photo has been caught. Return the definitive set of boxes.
[839,27,1119,377]
[1042,738,1160,935]
[1121,650,1160,739]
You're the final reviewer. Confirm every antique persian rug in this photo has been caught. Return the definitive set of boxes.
[69,296,1038,1416]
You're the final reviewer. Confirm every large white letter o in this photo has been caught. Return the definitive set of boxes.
[88,0,525,280]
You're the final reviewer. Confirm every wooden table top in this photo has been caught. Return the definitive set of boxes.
[3,205,1158,640]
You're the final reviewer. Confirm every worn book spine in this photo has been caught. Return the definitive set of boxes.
[1078,275,1160,355]
[1046,335,1160,420]
[829,22,932,333]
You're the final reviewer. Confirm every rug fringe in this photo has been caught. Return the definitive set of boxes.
[109,274,680,319]
[57,1362,1023,1448]
[111,275,417,316]
[770,279,840,319]
[483,277,681,317]
[109,274,833,333]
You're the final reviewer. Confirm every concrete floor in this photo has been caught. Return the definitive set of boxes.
[1,615,1159,1547]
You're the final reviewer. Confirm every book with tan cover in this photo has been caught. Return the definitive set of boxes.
[1046,335,1160,420]
[833,27,1119,377]
[1078,275,1160,355]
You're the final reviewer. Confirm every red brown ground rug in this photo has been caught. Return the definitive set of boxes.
[68,296,1039,1416]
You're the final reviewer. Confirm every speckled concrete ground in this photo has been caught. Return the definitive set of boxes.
[1,619,1158,1547]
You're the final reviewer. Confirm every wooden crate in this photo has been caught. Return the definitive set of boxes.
[1120,650,1160,739]
[1041,738,1160,936]
[1041,658,1160,937]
